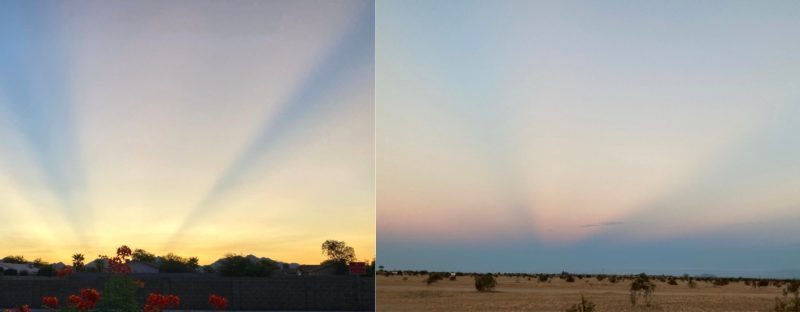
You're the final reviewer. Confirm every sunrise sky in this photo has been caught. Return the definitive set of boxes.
[377,0,800,277]
[0,0,374,265]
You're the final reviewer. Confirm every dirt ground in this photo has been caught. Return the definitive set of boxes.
[377,275,785,312]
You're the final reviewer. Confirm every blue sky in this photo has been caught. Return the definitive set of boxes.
[377,0,800,277]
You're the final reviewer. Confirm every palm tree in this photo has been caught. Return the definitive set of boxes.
[72,253,85,271]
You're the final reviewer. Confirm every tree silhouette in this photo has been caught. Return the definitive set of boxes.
[72,253,85,271]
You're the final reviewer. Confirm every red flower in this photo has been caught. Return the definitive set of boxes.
[57,266,74,278]
[80,288,101,304]
[19,306,29,312]
[41,296,59,309]
[209,294,228,310]
[68,295,82,306]
[66,288,100,311]
[145,293,180,312]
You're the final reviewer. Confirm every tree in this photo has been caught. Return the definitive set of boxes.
[2,255,26,264]
[321,240,356,263]
[159,253,200,273]
[321,240,356,275]
[132,249,156,263]
[73,253,86,271]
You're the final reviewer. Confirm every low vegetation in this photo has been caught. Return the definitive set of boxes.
[474,274,497,292]
[629,273,656,307]
[565,295,596,312]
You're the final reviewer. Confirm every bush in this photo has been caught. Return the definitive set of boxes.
[713,279,730,287]
[2,255,26,264]
[95,276,138,312]
[426,272,446,285]
[538,275,549,282]
[630,273,656,306]
[474,274,497,292]
[773,281,800,312]
[667,278,678,285]
[219,254,278,277]
[159,253,199,273]
[565,295,596,312]
[566,275,576,283]
[4,269,18,276]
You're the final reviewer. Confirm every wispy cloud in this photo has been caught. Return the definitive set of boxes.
[579,221,624,228]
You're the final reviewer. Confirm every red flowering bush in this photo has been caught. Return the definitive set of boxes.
[209,294,228,310]
[2,305,30,312]
[41,296,59,309]
[67,288,101,311]
[144,293,180,312]
[56,266,74,278]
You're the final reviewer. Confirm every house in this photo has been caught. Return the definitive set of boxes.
[0,262,38,275]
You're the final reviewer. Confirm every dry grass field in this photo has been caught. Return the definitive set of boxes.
[377,275,786,312]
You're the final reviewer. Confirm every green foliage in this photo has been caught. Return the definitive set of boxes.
[95,275,139,312]
[219,254,278,277]
[565,295,596,312]
[132,249,157,263]
[2,255,26,264]
[159,253,199,273]
[474,274,497,292]
[630,273,656,306]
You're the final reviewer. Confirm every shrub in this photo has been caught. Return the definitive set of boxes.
[425,272,446,285]
[713,279,730,287]
[596,275,606,282]
[630,273,656,306]
[609,275,618,283]
[773,281,800,312]
[2,255,26,264]
[474,274,497,292]
[95,276,138,311]
[539,275,549,282]
[566,275,576,283]
[218,254,278,277]
[667,278,678,285]
[159,253,199,273]
[565,295,596,312]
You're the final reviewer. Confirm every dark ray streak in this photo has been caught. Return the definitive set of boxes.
[164,3,374,247]
[0,2,90,243]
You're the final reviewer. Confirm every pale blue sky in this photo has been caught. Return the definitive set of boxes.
[377,0,800,277]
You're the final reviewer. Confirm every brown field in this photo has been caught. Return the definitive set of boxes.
[377,275,786,312]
